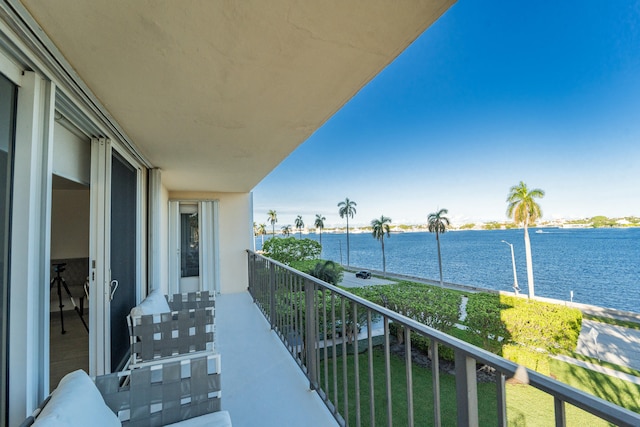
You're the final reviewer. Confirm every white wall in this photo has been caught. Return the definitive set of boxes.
[50,189,89,259]
[168,191,252,294]
[52,121,89,185]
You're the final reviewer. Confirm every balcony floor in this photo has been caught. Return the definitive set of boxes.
[216,292,338,427]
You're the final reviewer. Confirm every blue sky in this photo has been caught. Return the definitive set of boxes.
[253,0,640,228]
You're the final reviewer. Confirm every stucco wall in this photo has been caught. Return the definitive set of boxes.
[168,191,252,294]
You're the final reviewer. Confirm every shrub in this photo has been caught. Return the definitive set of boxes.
[502,344,550,376]
[499,296,582,354]
[289,259,322,274]
[351,281,461,361]
[465,294,510,354]
[464,293,582,361]
[262,237,321,265]
[351,282,460,332]
[387,322,456,362]
[289,259,344,286]
[309,260,343,286]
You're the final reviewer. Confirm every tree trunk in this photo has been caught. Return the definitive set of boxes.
[436,232,444,286]
[382,238,386,276]
[346,216,350,266]
[524,225,535,298]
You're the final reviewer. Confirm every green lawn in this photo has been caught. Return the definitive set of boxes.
[550,358,640,414]
[318,347,634,426]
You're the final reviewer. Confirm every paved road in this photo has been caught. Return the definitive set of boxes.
[339,272,396,288]
[576,319,640,371]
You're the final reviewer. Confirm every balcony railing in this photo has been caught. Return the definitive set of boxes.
[246,250,640,427]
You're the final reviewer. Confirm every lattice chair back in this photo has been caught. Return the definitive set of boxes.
[128,291,215,368]
[95,354,222,426]
[168,290,215,311]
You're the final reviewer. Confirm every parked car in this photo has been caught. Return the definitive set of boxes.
[355,271,371,279]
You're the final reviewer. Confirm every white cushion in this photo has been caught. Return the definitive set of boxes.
[130,288,171,317]
[33,370,119,427]
[165,410,232,427]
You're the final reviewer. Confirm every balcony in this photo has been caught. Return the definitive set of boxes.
[243,250,640,427]
[216,291,338,426]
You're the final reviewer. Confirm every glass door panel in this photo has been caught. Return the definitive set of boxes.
[109,151,137,371]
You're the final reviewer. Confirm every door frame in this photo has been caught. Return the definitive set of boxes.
[168,199,220,296]
[89,138,146,375]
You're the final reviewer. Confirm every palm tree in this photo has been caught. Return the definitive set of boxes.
[256,223,267,246]
[371,215,392,276]
[337,197,357,266]
[428,208,450,286]
[295,215,304,238]
[281,224,292,236]
[314,214,326,245]
[506,181,545,298]
[267,210,277,235]
[310,260,341,286]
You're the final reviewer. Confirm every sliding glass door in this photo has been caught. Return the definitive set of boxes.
[168,201,219,295]
[109,151,138,371]
[0,73,16,424]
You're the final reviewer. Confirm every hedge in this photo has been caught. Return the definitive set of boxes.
[465,293,582,372]
[499,295,582,354]
[465,293,510,354]
[350,282,461,361]
[350,281,461,333]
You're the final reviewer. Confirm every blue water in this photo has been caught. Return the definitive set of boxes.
[256,228,640,313]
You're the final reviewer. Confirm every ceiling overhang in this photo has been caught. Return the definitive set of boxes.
[20,0,455,192]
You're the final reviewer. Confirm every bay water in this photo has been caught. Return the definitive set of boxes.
[257,228,640,313]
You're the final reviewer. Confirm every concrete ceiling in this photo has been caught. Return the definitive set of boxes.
[22,0,455,192]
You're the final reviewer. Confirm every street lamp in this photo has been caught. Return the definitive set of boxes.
[501,240,520,295]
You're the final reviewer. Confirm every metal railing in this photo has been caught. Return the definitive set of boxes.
[247,250,640,427]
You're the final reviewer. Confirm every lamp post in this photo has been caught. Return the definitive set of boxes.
[501,240,520,295]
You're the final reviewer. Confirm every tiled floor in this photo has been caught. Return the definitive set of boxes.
[216,292,338,427]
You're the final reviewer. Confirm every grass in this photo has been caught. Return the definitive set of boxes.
[550,358,640,414]
[328,276,640,424]
[318,346,498,426]
[317,346,626,426]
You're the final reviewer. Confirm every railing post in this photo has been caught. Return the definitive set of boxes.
[269,263,276,327]
[246,251,251,293]
[248,252,256,299]
[554,397,566,427]
[405,327,414,427]
[496,372,507,427]
[455,351,478,427]
[431,339,441,427]
[305,279,318,390]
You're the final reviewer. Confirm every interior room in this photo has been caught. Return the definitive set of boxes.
[49,118,90,387]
